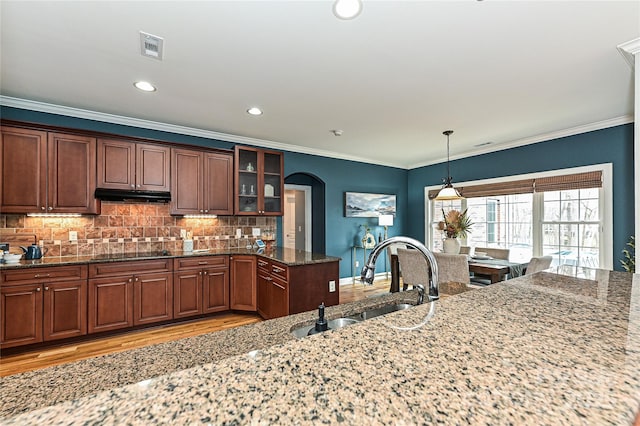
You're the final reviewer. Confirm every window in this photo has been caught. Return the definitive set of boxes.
[541,188,600,268]
[425,165,612,269]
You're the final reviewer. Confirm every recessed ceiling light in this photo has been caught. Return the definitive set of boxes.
[247,107,263,116]
[134,81,156,92]
[333,0,362,20]
[331,130,344,136]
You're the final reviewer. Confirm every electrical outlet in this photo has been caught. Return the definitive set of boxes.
[69,231,78,241]
[252,228,261,237]
[355,260,359,268]
[180,229,187,239]
[236,228,242,238]
[329,280,336,292]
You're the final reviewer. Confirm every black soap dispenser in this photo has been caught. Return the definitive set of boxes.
[307,302,330,335]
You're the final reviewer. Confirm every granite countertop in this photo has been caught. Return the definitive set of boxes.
[2,267,639,424]
[0,246,341,270]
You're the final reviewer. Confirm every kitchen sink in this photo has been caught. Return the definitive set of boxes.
[358,303,414,320]
[290,303,415,338]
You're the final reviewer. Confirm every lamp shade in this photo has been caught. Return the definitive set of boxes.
[434,185,463,201]
[378,214,394,227]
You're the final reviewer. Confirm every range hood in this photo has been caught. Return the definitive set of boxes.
[95,188,171,203]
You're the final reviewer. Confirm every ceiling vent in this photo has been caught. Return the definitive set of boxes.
[139,31,164,60]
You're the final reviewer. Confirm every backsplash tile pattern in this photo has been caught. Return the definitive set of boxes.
[0,202,276,257]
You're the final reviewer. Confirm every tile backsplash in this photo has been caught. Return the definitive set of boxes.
[0,202,276,257]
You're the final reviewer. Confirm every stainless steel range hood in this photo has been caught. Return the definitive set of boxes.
[95,188,171,203]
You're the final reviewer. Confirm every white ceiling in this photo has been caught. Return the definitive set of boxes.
[1,1,637,169]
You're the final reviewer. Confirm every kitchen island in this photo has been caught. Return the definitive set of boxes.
[2,267,639,424]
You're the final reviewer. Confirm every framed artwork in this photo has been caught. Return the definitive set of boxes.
[344,192,396,217]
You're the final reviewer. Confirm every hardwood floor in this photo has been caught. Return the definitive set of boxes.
[0,279,391,377]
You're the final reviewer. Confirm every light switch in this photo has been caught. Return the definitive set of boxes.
[69,231,78,241]
[329,280,336,292]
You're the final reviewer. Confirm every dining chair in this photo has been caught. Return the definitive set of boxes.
[475,247,510,260]
[397,249,470,295]
[396,248,430,291]
[525,256,553,275]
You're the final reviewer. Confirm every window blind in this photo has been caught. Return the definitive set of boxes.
[428,171,602,199]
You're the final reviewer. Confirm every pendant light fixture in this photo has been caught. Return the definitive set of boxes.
[435,130,464,200]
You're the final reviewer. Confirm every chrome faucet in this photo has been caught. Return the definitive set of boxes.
[360,236,439,304]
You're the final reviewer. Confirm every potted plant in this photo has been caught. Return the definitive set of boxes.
[621,236,635,273]
[437,208,473,254]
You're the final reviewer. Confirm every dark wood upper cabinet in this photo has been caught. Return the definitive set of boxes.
[171,148,233,216]
[234,146,283,216]
[97,139,170,192]
[0,126,99,214]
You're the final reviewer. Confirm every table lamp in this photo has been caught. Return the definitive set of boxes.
[378,215,394,240]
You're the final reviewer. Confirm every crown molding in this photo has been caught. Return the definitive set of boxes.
[618,38,640,69]
[0,96,401,169]
[1,96,632,171]
[406,115,634,170]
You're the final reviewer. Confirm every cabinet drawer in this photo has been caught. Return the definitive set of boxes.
[174,255,228,270]
[270,262,288,282]
[89,259,172,278]
[272,275,288,290]
[256,258,270,272]
[2,265,88,284]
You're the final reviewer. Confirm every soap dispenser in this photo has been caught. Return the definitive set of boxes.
[307,302,330,335]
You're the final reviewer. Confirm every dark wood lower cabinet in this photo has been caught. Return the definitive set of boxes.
[1,256,338,349]
[230,255,257,311]
[88,276,134,333]
[88,260,173,333]
[134,272,172,325]
[173,256,229,319]
[1,266,88,349]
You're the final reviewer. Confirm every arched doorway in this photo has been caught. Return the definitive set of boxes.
[284,173,326,254]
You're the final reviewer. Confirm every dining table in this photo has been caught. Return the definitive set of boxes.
[389,253,528,291]
[467,257,528,283]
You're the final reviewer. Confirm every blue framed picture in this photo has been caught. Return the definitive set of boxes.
[344,192,396,217]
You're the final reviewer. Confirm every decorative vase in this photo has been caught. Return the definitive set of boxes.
[443,237,461,254]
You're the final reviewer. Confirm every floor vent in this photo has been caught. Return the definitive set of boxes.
[139,31,164,60]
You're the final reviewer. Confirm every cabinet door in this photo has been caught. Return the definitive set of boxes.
[0,126,47,213]
[0,283,43,348]
[270,278,288,319]
[88,276,134,333]
[256,271,271,319]
[43,280,87,341]
[171,148,203,215]
[235,146,283,216]
[134,272,173,325]
[173,270,202,318]
[48,132,99,214]
[97,139,135,190]
[235,147,259,215]
[204,152,233,215]
[203,267,229,313]
[230,255,257,311]
[137,144,170,191]
[261,149,284,215]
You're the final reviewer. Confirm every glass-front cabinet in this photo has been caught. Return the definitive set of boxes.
[234,146,283,216]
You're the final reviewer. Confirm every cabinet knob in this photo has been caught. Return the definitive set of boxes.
[135,277,139,282]
[137,184,141,188]
[44,286,49,291]
[199,271,202,276]
[48,206,53,211]
[131,184,135,188]
[203,271,208,276]
[200,210,204,213]
[128,278,133,283]
[41,206,46,211]
[204,210,208,213]
[36,287,41,292]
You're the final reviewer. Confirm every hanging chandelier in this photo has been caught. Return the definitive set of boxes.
[435,130,464,201]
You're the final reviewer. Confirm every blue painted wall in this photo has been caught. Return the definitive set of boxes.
[407,124,635,270]
[1,107,633,273]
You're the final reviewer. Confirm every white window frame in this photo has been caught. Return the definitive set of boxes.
[424,163,613,269]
